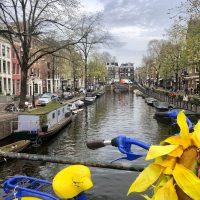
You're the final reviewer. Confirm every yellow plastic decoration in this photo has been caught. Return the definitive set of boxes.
[52,165,93,199]
[128,111,200,200]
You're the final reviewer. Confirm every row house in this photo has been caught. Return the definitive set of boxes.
[106,62,135,83]
[106,62,119,83]
[0,37,13,95]
[0,35,76,97]
[12,41,21,96]
[27,38,62,96]
[119,63,134,82]
[27,58,61,96]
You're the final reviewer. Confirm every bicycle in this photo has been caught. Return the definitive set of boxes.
[2,135,150,200]
[2,110,191,200]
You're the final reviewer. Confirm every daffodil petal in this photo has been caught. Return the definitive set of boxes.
[127,164,163,195]
[163,167,173,175]
[168,146,183,158]
[154,175,171,193]
[154,178,178,200]
[146,145,178,160]
[164,135,191,149]
[173,163,200,199]
[191,120,200,147]
[156,157,176,169]
[177,111,189,139]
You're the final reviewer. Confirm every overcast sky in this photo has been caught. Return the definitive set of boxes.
[80,0,185,67]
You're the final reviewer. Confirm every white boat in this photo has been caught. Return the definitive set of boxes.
[84,97,96,105]
[134,89,143,96]
[74,100,84,108]
[72,108,84,114]
[68,103,78,111]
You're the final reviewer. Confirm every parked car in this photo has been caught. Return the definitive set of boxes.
[37,93,53,106]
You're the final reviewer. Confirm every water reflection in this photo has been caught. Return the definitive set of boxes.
[0,92,171,199]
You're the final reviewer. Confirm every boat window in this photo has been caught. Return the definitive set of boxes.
[58,110,60,116]
[63,108,64,113]
[52,113,55,119]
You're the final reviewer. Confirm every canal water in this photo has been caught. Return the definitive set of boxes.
[0,92,171,199]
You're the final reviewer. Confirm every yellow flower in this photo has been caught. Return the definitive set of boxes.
[128,111,200,200]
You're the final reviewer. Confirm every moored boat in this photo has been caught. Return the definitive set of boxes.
[134,89,143,96]
[145,97,157,106]
[153,101,174,111]
[113,84,129,93]
[0,140,31,162]
[84,92,96,105]
[154,108,200,125]
[10,102,72,143]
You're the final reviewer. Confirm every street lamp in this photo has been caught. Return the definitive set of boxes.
[30,73,35,108]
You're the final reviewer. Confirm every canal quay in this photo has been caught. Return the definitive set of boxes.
[0,91,172,200]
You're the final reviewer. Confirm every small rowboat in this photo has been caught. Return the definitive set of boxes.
[0,140,31,162]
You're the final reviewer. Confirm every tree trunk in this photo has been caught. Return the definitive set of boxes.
[175,72,178,91]
[198,62,200,96]
[84,56,88,90]
[52,57,55,93]
[156,72,159,89]
[19,67,28,109]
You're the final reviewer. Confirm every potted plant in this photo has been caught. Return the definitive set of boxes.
[39,114,48,132]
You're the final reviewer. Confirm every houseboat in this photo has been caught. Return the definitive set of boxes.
[10,102,72,143]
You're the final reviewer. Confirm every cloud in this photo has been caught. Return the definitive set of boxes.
[81,0,184,66]
[101,0,180,28]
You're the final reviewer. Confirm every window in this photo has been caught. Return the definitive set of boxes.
[7,62,10,74]
[13,63,16,74]
[3,60,6,73]
[58,110,60,116]
[7,47,10,58]
[2,45,5,56]
[16,64,19,74]
[16,80,20,91]
[8,78,11,92]
[63,108,64,113]
[52,113,55,119]
[4,78,6,91]
[0,79,2,94]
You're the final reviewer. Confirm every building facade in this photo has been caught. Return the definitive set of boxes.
[12,41,21,96]
[0,37,13,95]
[119,63,134,82]
[106,62,119,83]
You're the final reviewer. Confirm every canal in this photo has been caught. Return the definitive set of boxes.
[0,92,171,199]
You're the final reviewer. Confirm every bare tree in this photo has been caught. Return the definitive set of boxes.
[0,0,82,108]
[147,39,165,88]
[75,13,111,90]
